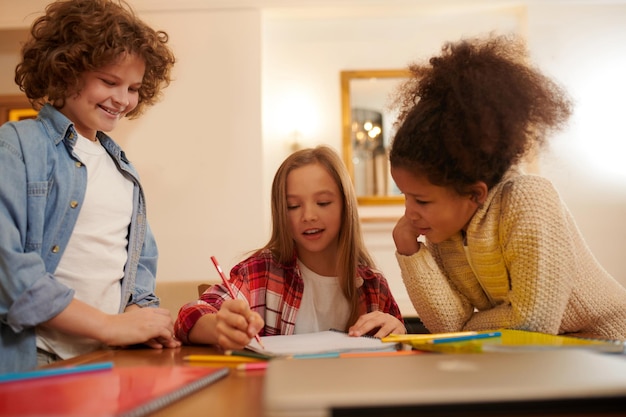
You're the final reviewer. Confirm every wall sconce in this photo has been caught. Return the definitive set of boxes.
[289,129,303,152]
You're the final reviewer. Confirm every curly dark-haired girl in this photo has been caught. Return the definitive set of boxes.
[389,34,626,341]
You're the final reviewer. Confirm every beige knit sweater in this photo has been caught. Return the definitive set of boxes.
[396,173,626,341]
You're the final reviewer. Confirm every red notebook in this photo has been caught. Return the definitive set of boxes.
[0,365,229,417]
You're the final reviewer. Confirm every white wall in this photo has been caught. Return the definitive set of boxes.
[1,0,625,316]
[527,4,626,288]
[113,8,267,279]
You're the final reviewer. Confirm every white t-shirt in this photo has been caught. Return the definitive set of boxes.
[37,133,133,359]
[294,260,350,334]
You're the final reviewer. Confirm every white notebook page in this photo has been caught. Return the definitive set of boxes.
[246,330,398,356]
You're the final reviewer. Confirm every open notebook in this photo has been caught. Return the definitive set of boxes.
[245,329,398,357]
[264,349,626,417]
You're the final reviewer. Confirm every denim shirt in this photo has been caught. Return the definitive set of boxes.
[0,104,159,373]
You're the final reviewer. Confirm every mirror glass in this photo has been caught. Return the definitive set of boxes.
[341,69,410,205]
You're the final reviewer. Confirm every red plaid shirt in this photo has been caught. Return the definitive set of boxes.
[174,249,403,343]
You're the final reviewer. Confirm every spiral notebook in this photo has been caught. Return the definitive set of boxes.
[0,365,229,417]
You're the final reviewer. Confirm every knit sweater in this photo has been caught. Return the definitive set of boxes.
[396,173,626,341]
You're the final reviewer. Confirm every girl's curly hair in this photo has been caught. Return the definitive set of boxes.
[389,34,572,193]
[15,0,175,118]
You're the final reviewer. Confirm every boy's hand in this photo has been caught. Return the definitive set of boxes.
[106,305,180,348]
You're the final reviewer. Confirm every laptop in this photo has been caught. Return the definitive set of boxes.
[264,349,626,417]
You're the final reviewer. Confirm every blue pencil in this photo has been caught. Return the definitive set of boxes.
[0,361,114,384]
[431,331,502,344]
[292,352,341,359]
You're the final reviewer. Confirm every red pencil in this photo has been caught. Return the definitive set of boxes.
[210,256,265,349]
[236,361,269,371]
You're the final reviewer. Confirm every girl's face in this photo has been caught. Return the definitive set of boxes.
[391,166,481,244]
[60,53,145,140]
[286,163,343,265]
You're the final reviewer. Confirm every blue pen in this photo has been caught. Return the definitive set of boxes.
[0,361,114,384]
[431,331,502,344]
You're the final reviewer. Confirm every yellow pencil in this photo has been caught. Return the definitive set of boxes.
[382,331,479,343]
[183,355,263,363]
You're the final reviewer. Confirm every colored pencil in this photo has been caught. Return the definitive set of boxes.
[236,362,269,371]
[225,350,273,360]
[183,354,262,363]
[0,362,113,384]
[339,350,422,358]
[382,331,480,343]
[291,352,341,359]
[431,331,501,344]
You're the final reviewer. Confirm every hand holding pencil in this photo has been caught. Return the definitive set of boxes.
[211,256,265,349]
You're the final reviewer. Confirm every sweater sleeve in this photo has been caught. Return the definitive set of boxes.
[173,254,273,343]
[396,246,475,333]
[173,285,225,344]
[360,268,404,322]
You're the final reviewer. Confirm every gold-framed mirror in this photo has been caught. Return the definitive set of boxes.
[341,69,411,205]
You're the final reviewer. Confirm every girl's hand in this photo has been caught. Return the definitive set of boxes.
[392,215,422,256]
[213,299,265,350]
[348,311,407,339]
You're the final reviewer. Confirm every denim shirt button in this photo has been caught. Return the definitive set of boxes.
[51,245,60,253]
[75,161,82,168]
[70,200,79,209]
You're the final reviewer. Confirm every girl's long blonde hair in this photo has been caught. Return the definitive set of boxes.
[262,145,374,329]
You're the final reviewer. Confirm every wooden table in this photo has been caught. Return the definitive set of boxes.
[45,345,264,417]
[43,345,626,417]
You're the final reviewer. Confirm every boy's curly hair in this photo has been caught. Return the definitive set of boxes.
[15,0,175,118]
[389,34,572,193]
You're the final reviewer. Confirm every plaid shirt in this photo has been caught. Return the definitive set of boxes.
[174,249,403,344]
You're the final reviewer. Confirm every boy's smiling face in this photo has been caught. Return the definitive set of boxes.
[60,53,145,140]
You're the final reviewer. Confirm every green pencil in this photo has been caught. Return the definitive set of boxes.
[225,349,273,361]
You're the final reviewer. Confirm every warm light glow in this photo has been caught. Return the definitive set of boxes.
[265,83,320,148]
[570,62,626,185]
[369,126,382,137]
